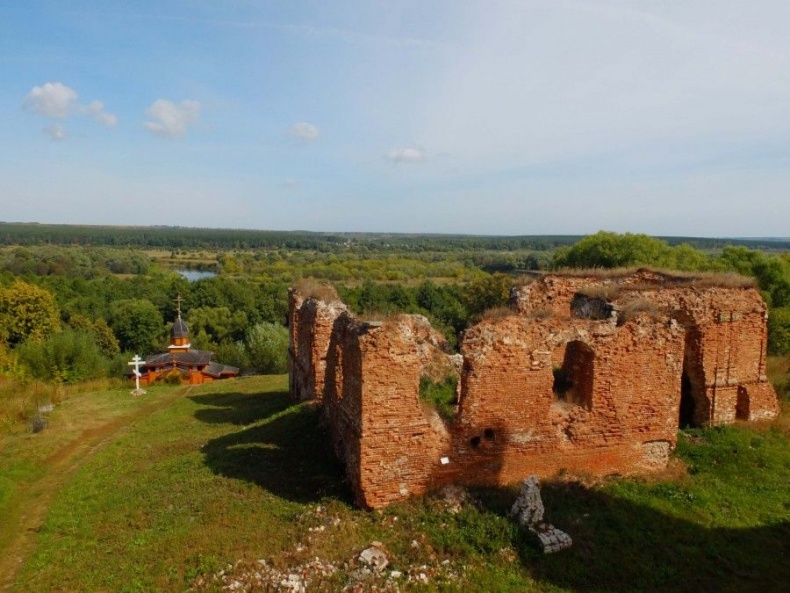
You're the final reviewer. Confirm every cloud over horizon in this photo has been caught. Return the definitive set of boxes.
[289,121,320,141]
[385,147,424,163]
[22,82,118,139]
[84,101,118,127]
[23,82,77,118]
[43,124,68,142]
[145,99,201,138]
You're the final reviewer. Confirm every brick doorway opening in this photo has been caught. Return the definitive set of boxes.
[679,332,708,428]
[679,370,697,428]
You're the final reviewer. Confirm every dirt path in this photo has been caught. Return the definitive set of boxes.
[0,386,193,591]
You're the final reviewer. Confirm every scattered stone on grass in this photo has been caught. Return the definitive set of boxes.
[192,557,338,593]
[192,539,463,592]
[358,542,389,572]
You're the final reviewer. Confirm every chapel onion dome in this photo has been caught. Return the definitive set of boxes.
[171,317,190,339]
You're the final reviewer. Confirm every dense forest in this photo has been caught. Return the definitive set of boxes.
[1,227,789,391]
[2,221,789,252]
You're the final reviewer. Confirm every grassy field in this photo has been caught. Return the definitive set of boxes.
[1,373,788,592]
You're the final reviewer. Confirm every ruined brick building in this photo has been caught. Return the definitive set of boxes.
[288,270,779,509]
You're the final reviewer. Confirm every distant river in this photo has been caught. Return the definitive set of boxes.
[177,270,217,282]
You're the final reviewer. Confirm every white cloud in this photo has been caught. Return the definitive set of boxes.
[43,124,68,141]
[385,147,424,163]
[279,178,301,187]
[84,100,118,127]
[22,83,118,136]
[23,82,78,117]
[145,99,201,138]
[290,121,320,141]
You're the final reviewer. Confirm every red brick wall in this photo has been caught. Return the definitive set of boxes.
[440,313,685,488]
[288,271,780,509]
[288,288,348,403]
[513,271,779,424]
[321,314,452,508]
[322,313,365,503]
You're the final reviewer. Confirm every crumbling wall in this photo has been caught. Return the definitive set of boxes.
[438,312,685,486]
[322,314,452,508]
[288,287,348,403]
[513,270,779,424]
[288,270,780,509]
[322,312,364,502]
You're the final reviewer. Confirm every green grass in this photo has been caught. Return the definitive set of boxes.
[3,373,789,592]
[419,375,458,421]
[0,381,156,556]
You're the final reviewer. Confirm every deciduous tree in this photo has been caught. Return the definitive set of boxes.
[110,299,163,353]
[0,280,60,346]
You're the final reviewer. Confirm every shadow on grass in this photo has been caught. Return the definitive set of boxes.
[473,482,789,593]
[191,390,293,426]
[189,391,349,505]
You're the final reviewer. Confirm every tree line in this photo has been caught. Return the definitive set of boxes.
[0,231,788,388]
[4,222,788,253]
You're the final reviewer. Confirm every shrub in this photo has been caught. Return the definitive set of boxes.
[245,322,288,374]
[462,273,512,318]
[214,341,249,371]
[419,375,458,421]
[768,307,790,356]
[17,329,107,384]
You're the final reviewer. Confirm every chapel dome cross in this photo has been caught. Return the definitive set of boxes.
[170,294,190,342]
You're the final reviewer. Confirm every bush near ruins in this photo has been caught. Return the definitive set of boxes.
[419,375,458,420]
[551,231,706,271]
[245,322,288,374]
[768,307,790,356]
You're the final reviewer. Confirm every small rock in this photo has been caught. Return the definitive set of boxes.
[359,546,389,572]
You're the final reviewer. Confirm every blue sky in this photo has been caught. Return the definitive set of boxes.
[2,1,790,237]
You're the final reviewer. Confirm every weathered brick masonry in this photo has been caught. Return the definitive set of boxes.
[289,270,779,509]
[288,286,348,403]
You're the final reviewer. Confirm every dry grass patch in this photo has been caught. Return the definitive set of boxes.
[528,308,553,321]
[552,267,755,289]
[618,298,662,325]
[577,285,622,300]
[481,306,517,321]
[293,278,340,302]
